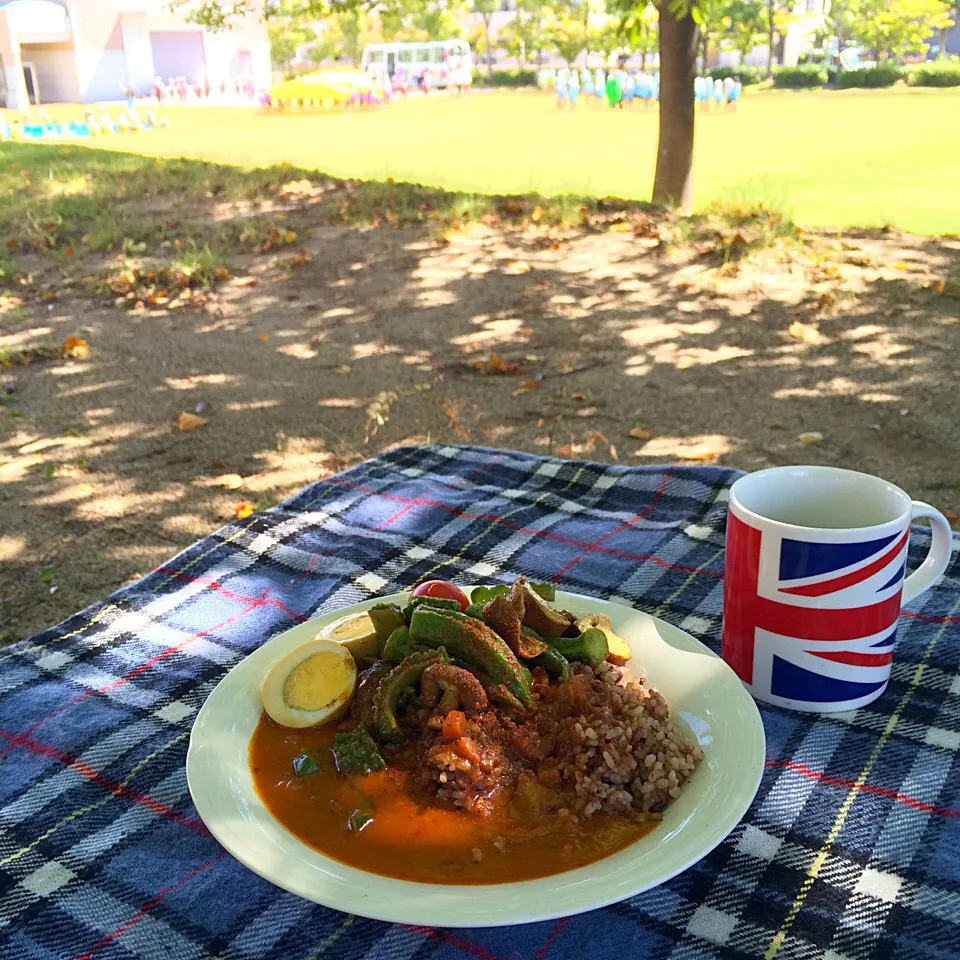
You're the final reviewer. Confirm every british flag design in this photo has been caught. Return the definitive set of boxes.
[722,510,909,711]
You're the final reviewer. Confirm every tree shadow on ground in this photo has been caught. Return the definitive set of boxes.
[1,146,959,642]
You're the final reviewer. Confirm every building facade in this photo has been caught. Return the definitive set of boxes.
[0,0,270,109]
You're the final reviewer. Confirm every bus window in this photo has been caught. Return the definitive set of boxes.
[368,50,385,64]
[398,49,413,63]
[431,47,444,63]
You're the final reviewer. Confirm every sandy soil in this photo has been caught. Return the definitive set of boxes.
[2,222,959,643]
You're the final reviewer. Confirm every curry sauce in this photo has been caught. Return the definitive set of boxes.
[249,715,657,884]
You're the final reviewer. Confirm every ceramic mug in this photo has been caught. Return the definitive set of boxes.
[722,466,952,712]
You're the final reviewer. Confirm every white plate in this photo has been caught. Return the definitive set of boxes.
[187,590,765,927]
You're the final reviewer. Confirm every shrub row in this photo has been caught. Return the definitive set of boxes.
[905,59,960,86]
[773,64,829,88]
[834,64,903,87]
[472,59,960,90]
[472,69,538,87]
[706,65,766,86]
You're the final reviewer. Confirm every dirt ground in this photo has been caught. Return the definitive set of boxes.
[2,217,959,643]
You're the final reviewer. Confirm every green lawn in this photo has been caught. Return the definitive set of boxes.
[15,87,960,234]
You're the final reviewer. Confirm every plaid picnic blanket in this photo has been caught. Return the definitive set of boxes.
[2,444,958,960]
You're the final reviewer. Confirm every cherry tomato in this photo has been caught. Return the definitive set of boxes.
[410,579,470,611]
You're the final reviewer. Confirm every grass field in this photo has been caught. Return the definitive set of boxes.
[10,86,960,234]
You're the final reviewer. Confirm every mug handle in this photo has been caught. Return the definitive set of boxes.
[902,501,954,605]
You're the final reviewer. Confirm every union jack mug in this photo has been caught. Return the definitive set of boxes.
[722,466,952,712]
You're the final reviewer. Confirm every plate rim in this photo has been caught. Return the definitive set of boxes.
[187,589,765,926]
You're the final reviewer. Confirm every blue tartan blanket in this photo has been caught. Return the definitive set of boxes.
[1,444,958,959]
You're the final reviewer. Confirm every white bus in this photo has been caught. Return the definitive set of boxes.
[361,40,472,89]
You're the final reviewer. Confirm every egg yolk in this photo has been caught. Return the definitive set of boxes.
[282,652,351,711]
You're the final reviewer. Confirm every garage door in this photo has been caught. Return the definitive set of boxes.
[150,31,206,81]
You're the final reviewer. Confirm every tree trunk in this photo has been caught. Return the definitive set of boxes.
[484,16,493,76]
[583,9,590,70]
[938,26,949,58]
[766,0,775,78]
[652,2,697,212]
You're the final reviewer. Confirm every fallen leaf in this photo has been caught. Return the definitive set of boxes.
[472,353,520,376]
[334,365,352,375]
[936,279,946,295]
[236,276,259,288]
[895,261,910,271]
[681,451,721,462]
[213,266,231,281]
[531,206,544,223]
[536,418,545,429]
[178,411,206,432]
[628,427,652,441]
[414,382,432,392]
[43,464,56,480]
[609,443,619,460]
[816,292,835,312]
[39,566,54,582]
[62,335,89,358]
[512,377,542,396]
[570,392,587,401]
[788,321,828,346]
[556,444,575,458]
[235,501,255,519]
[796,431,823,445]
[258,333,270,342]
[365,391,397,438]
[76,483,94,494]
[575,406,598,417]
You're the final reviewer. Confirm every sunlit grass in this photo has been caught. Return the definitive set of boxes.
[6,86,959,234]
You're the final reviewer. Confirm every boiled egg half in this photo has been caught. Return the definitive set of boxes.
[261,637,357,728]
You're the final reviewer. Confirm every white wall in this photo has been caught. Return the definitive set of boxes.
[120,12,154,94]
[3,0,70,38]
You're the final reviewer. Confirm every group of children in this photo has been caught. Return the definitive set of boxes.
[0,103,168,142]
[541,67,661,109]
[152,75,259,105]
[695,75,742,109]
[539,67,743,111]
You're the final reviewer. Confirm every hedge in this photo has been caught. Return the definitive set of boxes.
[707,65,765,86]
[472,69,538,87]
[905,60,960,87]
[773,64,829,88]
[834,65,902,88]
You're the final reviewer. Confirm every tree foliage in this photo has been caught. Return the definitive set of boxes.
[266,0,317,68]
[824,0,954,60]
[545,12,586,64]
[848,0,954,60]
[722,0,765,63]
